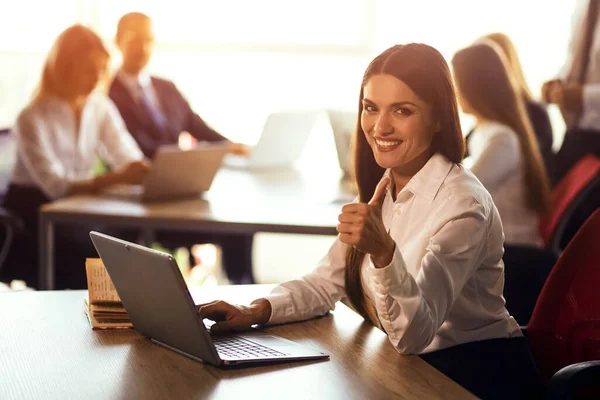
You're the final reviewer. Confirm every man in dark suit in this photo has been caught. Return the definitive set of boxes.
[109,12,254,283]
[109,12,248,159]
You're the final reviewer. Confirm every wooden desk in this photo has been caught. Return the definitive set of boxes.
[39,168,352,289]
[0,286,476,399]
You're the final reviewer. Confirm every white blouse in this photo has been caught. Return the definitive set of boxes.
[468,121,542,247]
[263,153,521,355]
[10,93,144,199]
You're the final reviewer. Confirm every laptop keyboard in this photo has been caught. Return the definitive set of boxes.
[212,336,288,359]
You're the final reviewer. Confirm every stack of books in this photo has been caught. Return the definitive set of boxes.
[84,258,132,330]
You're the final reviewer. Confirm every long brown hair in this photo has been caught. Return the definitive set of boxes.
[345,43,465,324]
[452,41,550,214]
[481,32,533,102]
[34,24,109,101]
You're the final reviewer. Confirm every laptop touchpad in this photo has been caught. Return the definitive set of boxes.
[245,335,296,347]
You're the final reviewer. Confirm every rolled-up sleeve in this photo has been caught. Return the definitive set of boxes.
[97,98,144,169]
[264,238,348,325]
[369,195,489,354]
[14,113,70,199]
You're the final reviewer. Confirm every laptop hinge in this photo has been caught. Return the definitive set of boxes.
[151,338,216,365]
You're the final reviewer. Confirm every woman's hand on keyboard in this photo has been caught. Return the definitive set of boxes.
[197,299,272,334]
[117,160,151,185]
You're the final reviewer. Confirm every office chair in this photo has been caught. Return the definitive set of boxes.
[502,244,557,325]
[0,206,23,273]
[0,128,26,277]
[526,209,600,398]
[548,361,600,400]
[539,155,600,256]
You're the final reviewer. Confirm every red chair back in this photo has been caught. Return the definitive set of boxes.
[528,209,600,381]
[539,155,600,250]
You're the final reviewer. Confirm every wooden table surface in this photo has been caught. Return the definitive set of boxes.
[40,167,352,235]
[0,285,476,399]
[38,168,352,289]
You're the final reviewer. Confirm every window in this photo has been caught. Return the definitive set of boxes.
[0,0,577,149]
[94,0,372,50]
[0,0,82,52]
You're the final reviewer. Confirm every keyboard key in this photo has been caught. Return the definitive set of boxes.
[213,335,287,359]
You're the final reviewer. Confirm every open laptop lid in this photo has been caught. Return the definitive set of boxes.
[327,110,357,179]
[142,143,228,201]
[89,231,222,366]
[246,110,319,168]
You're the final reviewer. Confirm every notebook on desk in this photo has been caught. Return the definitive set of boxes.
[89,231,329,368]
[103,144,228,202]
[83,258,132,330]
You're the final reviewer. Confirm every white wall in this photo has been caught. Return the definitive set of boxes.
[1,1,576,138]
[0,0,578,283]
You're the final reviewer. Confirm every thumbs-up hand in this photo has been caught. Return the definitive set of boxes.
[337,176,396,268]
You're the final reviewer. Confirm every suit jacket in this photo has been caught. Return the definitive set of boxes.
[109,76,226,159]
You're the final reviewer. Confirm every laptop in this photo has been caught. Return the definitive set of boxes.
[103,143,228,202]
[89,231,330,367]
[223,110,319,170]
[327,110,357,180]
[326,111,358,204]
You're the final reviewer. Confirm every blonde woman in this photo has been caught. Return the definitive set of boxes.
[481,32,555,181]
[1,25,148,289]
[452,41,551,247]
[198,44,544,399]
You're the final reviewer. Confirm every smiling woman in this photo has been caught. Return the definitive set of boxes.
[351,44,464,209]
[361,75,439,172]
[346,43,465,325]
[197,43,545,399]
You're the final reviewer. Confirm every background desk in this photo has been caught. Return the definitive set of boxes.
[39,168,352,289]
[0,285,476,399]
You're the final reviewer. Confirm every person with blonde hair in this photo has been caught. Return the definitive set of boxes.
[1,25,148,289]
[480,32,555,180]
[452,41,551,247]
[197,44,544,399]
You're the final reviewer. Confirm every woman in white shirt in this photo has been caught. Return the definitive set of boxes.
[1,25,148,289]
[198,44,544,399]
[452,41,551,247]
